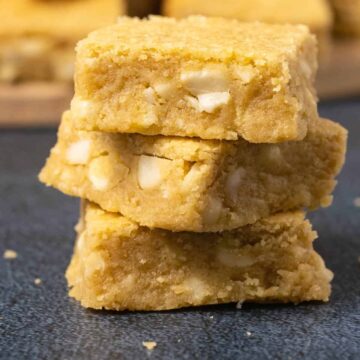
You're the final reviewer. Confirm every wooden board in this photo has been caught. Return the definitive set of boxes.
[317,39,360,99]
[0,82,73,126]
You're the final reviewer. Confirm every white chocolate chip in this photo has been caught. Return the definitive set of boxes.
[88,157,109,191]
[120,274,135,289]
[71,98,94,119]
[182,163,206,190]
[142,87,158,126]
[185,92,230,113]
[225,167,246,200]
[175,118,185,128]
[143,87,156,105]
[153,82,175,99]
[184,95,201,111]
[203,196,223,225]
[180,68,230,95]
[197,92,230,113]
[217,249,256,268]
[66,139,91,165]
[183,277,209,301]
[137,155,171,190]
[84,253,105,278]
[142,111,158,126]
[234,65,257,84]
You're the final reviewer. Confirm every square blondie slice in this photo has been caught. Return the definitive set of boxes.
[66,202,333,311]
[0,0,124,82]
[39,112,347,232]
[163,0,333,59]
[71,16,318,143]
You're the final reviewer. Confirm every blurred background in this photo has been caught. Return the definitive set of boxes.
[0,0,359,127]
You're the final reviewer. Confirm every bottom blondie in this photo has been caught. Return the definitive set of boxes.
[66,202,333,311]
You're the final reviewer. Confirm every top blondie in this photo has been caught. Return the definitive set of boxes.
[71,16,318,143]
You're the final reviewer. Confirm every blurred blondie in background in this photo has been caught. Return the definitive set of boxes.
[0,0,124,83]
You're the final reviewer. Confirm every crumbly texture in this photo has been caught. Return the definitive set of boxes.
[0,0,123,82]
[39,112,347,232]
[71,16,318,143]
[66,202,333,311]
[330,0,360,36]
[163,0,333,58]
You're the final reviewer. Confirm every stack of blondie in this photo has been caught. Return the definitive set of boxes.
[40,16,347,311]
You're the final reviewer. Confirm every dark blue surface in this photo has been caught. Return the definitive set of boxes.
[0,99,359,360]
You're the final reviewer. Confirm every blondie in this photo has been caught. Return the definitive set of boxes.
[164,0,332,58]
[39,112,347,232]
[66,202,333,311]
[0,0,123,82]
[71,16,318,142]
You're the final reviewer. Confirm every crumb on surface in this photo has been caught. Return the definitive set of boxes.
[236,301,244,309]
[246,331,252,336]
[353,197,360,207]
[3,250,17,260]
[34,278,42,285]
[142,341,157,351]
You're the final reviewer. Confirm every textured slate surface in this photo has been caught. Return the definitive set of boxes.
[0,99,359,360]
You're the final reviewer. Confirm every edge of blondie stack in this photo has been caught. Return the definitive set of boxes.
[66,202,333,311]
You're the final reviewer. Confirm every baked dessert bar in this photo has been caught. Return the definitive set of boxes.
[164,0,333,59]
[39,112,347,232]
[66,202,333,311]
[330,0,360,36]
[0,0,124,82]
[71,16,318,143]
